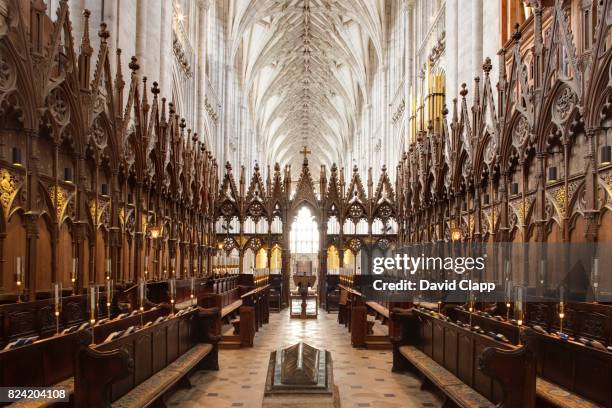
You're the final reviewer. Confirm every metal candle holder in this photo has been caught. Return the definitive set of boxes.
[53,282,62,335]
[558,286,565,335]
[591,257,599,303]
[558,302,565,334]
[15,256,23,303]
[468,291,475,328]
[106,279,114,319]
[515,286,524,344]
[71,258,77,295]
[138,278,146,327]
[517,316,523,346]
[190,277,195,306]
[144,256,149,279]
[89,285,98,345]
[169,278,176,315]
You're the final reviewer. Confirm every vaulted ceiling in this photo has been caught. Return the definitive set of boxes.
[230,0,384,172]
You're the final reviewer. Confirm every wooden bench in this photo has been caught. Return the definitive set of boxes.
[231,317,241,334]
[74,307,220,408]
[0,294,103,347]
[451,306,612,407]
[233,285,270,347]
[399,345,495,407]
[241,285,270,330]
[0,330,89,408]
[325,275,340,312]
[366,301,390,322]
[391,308,537,408]
[221,299,243,318]
[366,315,375,334]
[268,274,283,312]
[525,328,611,407]
[110,343,213,408]
[0,306,169,407]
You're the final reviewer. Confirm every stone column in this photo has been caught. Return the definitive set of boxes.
[404,1,414,108]
[159,0,173,97]
[197,0,210,137]
[319,220,328,304]
[472,0,483,77]
[69,0,85,47]
[445,0,459,100]
[135,0,148,76]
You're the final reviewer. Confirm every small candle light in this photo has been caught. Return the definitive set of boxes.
[15,256,22,285]
[71,258,77,284]
[138,278,145,312]
[89,285,98,329]
[53,282,62,333]
[106,279,114,318]
[190,276,195,304]
[539,259,547,285]
[54,282,60,304]
[15,257,23,302]
[169,277,176,314]
[171,278,176,298]
[592,257,600,302]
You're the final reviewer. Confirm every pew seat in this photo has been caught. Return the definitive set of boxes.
[111,343,213,408]
[536,378,600,408]
[221,299,243,318]
[175,299,195,311]
[399,345,495,408]
[7,377,75,408]
[366,315,375,334]
[231,317,241,334]
[366,301,389,320]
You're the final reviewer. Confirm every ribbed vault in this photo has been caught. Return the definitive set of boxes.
[230,0,383,171]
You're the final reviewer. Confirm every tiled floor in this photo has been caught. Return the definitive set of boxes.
[167,310,442,407]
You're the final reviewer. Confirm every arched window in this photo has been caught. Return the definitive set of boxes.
[290,207,319,253]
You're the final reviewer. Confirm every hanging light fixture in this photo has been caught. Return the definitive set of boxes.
[450,226,462,242]
[148,212,163,239]
[12,147,22,165]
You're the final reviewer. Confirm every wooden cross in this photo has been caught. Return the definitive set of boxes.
[300,145,312,160]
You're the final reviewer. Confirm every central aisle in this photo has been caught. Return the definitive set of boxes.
[167,311,442,407]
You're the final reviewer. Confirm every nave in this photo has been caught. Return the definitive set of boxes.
[167,310,441,408]
[0,0,611,407]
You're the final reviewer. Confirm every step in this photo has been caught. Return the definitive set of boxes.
[365,340,392,350]
[366,335,390,342]
[219,340,242,350]
[222,334,240,341]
